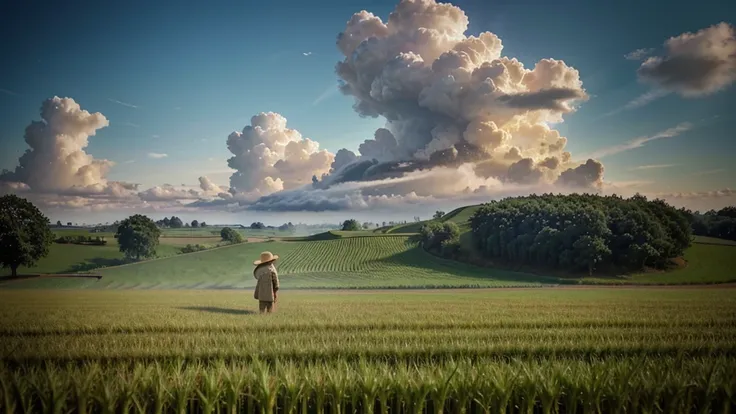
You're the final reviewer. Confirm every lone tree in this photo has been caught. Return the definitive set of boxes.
[342,219,361,231]
[0,195,54,277]
[220,227,244,243]
[433,211,445,220]
[56,220,62,227]
[115,214,161,260]
[191,220,199,228]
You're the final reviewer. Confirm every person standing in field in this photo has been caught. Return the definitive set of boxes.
[253,251,280,313]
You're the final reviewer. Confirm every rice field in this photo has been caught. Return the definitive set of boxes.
[1,288,734,412]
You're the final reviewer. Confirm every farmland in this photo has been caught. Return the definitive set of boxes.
[1,288,734,412]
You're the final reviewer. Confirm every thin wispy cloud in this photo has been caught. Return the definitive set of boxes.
[0,88,19,96]
[602,89,669,118]
[312,84,339,106]
[580,122,692,160]
[629,163,677,171]
[147,153,168,159]
[120,121,140,128]
[303,52,313,56]
[607,180,655,188]
[122,159,136,164]
[693,168,725,176]
[624,48,654,60]
[107,98,138,109]
[623,89,669,110]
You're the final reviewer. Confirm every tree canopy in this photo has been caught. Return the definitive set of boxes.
[115,214,161,261]
[220,227,244,243]
[686,207,736,241]
[0,195,54,277]
[470,194,692,275]
[419,221,460,259]
[341,219,361,231]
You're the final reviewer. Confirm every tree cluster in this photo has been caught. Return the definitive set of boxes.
[155,216,184,228]
[278,222,295,232]
[55,235,107,245]
[470,194,692,275]
[250,222,266,230]
[685,207,736,241]
[220,227,244,243]
[341,219,361,231]
[419,221,461,259]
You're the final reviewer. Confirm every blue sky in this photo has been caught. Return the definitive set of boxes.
[0,0,734,222]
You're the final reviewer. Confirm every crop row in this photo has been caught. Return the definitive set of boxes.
[4,329,736,363]
[277,237,415,274]
[2,357,734,413]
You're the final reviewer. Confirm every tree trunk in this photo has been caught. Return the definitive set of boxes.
[11,264,18,278]
[588,262,593,277]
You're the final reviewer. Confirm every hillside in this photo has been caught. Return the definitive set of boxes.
[2,234,558,289]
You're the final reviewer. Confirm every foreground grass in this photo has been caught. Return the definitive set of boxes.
[1,288,734,412]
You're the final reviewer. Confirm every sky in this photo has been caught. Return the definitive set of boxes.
[0,0,734,225]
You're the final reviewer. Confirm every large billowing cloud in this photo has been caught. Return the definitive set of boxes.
[219,0,601,211]
[1,97,119,193]
[638,22,736,96]
[0,97,148,209]
[225,112,334,199]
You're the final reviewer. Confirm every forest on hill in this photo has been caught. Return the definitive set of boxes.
[468,194,693,276]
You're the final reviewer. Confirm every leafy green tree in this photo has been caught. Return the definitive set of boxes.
[341,219,361,231]
[420,221,460,258]
[433,211,445,220]
[250,222,265,230]
[0,195,54,277]
[168,216,183,228]
[115,214,161,260]
[200,221,207,228]
[56,220,62,227]
[220,227,244,243]
[162,217,171,227]
[191,220,199,228]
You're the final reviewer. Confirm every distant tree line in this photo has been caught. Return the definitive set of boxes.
[470,194,692,276]
[683,207,736,241]
[154,216,207,228]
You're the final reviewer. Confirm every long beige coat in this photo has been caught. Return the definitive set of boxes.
[254,263,279,302]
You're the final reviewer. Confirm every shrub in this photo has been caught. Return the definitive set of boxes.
[180,244,207,254]
[220,227,244,243]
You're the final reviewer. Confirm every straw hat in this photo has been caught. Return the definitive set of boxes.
[253,251,279,265]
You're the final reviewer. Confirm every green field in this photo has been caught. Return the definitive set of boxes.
[4,228,736,288]
[1,288,734,412]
